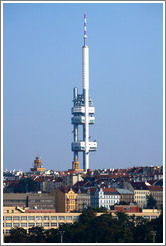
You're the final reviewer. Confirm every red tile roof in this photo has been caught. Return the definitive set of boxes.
[25,209,56,213]
[90,188,97,193]
[103,188,119,195]
[148,186,163,191]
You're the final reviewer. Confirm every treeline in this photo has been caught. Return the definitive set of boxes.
[4,207,163,243]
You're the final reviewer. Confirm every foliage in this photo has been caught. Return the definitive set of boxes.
[4,227,27,243]
[146,195,157,209]
[28,226,45,243]
[14,178,37,193]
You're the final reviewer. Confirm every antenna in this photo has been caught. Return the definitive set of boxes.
[84,14,87,46]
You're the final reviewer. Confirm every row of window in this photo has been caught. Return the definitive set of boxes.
[4,222,57,228]
[29,199,53,203]
[135,191,150,194]
[4,216,79,221]
[135,196,146,199]
[69,200,75,204]
[100,200,119,204]
[98,196,119,199]
[4,223,73,234]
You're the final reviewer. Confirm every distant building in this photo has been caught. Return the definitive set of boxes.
[51,187,78,213]
[3,193,55,210]
[73,187,90,211]
[30,157,46,174]
[113,204,140,213]
[124,182,150,208]
[147,186,163,209]
[90,187,120,209]
[116,188,134,204]
[63,173,83,187]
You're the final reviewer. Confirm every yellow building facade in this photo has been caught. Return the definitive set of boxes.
[134,189,150,208]
[3,206,81,235]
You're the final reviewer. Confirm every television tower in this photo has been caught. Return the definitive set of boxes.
[71,14,97,171]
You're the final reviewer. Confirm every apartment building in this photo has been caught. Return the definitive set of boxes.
[147,186,163,209]
[124,182,150,208]
[90,187,120,209]
[73,187,90,211]
[63,173,83,187]
[116,189,134,204]
[51,187,78,212]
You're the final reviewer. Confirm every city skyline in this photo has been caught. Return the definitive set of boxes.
[3,2,163,171]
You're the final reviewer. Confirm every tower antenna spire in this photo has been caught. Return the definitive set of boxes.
[84,14,87,46]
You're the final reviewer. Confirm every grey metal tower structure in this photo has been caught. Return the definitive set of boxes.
[71,14,97,171]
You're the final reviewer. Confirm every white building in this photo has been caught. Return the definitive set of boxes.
[90,187,120,209]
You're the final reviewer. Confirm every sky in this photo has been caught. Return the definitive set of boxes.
[3,2,163,172]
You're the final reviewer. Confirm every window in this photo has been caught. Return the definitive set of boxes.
[28,223,35,227]
[6,230,11,234]
[13,223,19,227]
[21,216,27,221]
[58,216,64,220]
[144,216,150,220]
[21,223,27,227]
[6,223,12,227]
[12,210,14,213]
[36,223,42,227]
[6,216,12,221]
[151,216,157,219]
[29,216,35,221]
[7,210,9,213]
[44,223,49,227]
[127,207,130,210]
[51,223,57,227]
[13,216,19,221]
[66,216,72,220]
[74,216,79,221]
[51,216,57,220]
[36,216,42,221]
[44,216,49,221]
[59,223,64,226]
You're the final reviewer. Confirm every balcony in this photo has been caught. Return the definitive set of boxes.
[71,116,95,124]
[71,141,97,151]
[71,106,95,114]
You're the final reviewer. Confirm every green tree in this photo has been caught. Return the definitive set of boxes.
[14,178,37,193]
[146,195,157,209]
[44,228,59,243]
[79,207,97,225]
[5,227,27,243]
[28,226,45,243]
[134,216,153,243]
[149,214,163,243]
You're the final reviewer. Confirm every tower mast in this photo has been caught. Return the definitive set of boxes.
[71,14,97,171]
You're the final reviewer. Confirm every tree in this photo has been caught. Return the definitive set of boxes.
[44,228,59,243]
[14,178,37,193]
[28,226,45,243]
[146,195,157,209]
[149,213,163,243]
[134,216,153,243]
[5,227,27,243]
[79,207,97,225]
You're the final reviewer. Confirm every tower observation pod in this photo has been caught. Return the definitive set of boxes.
[71,14,97,171]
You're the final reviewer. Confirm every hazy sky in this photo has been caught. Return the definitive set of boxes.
[3,2,163,172]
